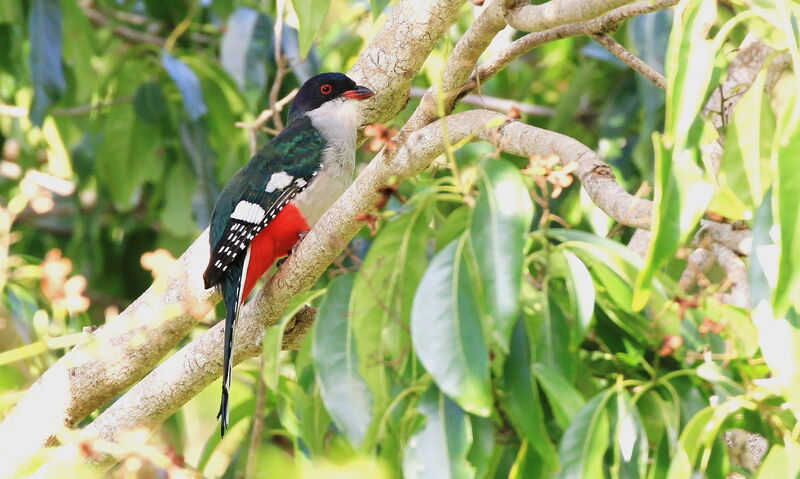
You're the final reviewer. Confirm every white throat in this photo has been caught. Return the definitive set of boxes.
[293,98,361,225]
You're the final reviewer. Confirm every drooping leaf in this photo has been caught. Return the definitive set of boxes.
[220,8,273,105]
[533,363,585,430]
[558,390,613,479]
[718,63,775,217]
[160,162,197,236]
[134,81,171,127]
[469,159,533,352]
[633,0,717,309]
[501,320,558,468]
[402,386,474,479]
[161,50,208,121]
[291,0,332,59]
[178,119,218,229]
[607,390,648,479]
[313,273,373,448]
[60,0,94,102]
[562,250,595,347]
[411,236,492,417]
[772,94,800,313]
[351,204,431,408]
[28,0,66,126]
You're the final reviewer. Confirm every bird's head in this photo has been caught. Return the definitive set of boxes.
[287,72,374,124]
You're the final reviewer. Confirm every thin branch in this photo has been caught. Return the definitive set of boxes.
[83,6,166,47]
[475,0,679,88]
[236,89,298,156]
[506,0,633,32]
[678,247,714,291]
[0,104,27,118]
[269,0,289,131]
[591,33,667,90]
[710,243,749,308]
[408,86,554,116]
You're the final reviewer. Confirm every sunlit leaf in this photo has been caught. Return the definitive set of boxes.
[402,386,473,479]
[558,390,612,479]
[291,0,331,59]
[470,159,532,352]
[411,236,492,417]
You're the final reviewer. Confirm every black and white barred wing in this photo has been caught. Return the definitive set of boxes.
[202,175,312,289]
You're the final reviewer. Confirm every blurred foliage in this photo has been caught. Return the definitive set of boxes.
[1,0,800,478]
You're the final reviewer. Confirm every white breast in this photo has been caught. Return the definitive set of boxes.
[293,97,361,225]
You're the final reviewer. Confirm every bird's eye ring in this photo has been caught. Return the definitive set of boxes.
[320,84,332,95]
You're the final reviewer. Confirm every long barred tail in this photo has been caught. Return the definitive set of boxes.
[218,260,243,437]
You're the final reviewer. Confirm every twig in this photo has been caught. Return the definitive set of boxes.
[269,0,289,132]
[51,95,134,116]
[0,104,27,118]
[678,247,714,291]
[82,6,166,46]
[236,89,298,155]
[591,33,667,90]
[710,242,749,308]
[409,87,554,116]
[474,0,679,88]
[163,2,198,52]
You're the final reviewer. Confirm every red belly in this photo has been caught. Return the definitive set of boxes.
[241,203,309,303]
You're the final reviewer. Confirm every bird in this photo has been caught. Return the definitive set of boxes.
[202,72,373,436]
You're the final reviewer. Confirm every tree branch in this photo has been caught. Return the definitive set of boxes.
[506,0,634,32]
[591,33,667,90]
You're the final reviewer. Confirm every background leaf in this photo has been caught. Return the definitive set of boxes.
[411,236,492,417]
[312,273,373,447]
[291,0,332,59]
[28,0,66,126]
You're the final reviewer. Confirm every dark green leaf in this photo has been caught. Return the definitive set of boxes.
[351,205,431,407]
[411,236,492,416]
[470,159,533,352]
[533,363,585,429]
[291,0,331,59]
[134,82,171,126]
[558,390,612,479]
[160,162,197,236]
[178,120,218,229]
[402,386,473,479]
[220,8,273,105]
[501,320,558,467]
[313,273,373,447]
[28,0,66,126]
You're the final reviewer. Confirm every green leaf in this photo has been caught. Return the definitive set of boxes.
[469,159,533,352]
[28,0,66,126]
[773,95,800,313]
[634,0,717,309]
[607,390,648,479]
[61,0,94,102]
[160,162,197,236]
[533,363,585,429]
[351,205,431,407]
[402,386,474,479]
[755,444,788,479]
[535,288,574,381]
[134,82,171,127]
[291,0,331,59]
[501,321,558,467]
[220,8,273,106]
[562,250,595,348]
[312,273,373,448]
[558,390,613,479]
[411,236,492,417]
[467,415,497,479]
[718,63,775,217]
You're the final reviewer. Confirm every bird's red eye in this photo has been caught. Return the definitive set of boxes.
[320,84,332,95]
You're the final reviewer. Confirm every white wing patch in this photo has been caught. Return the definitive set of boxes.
[230,201,266,224]
[265,171,295,193]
